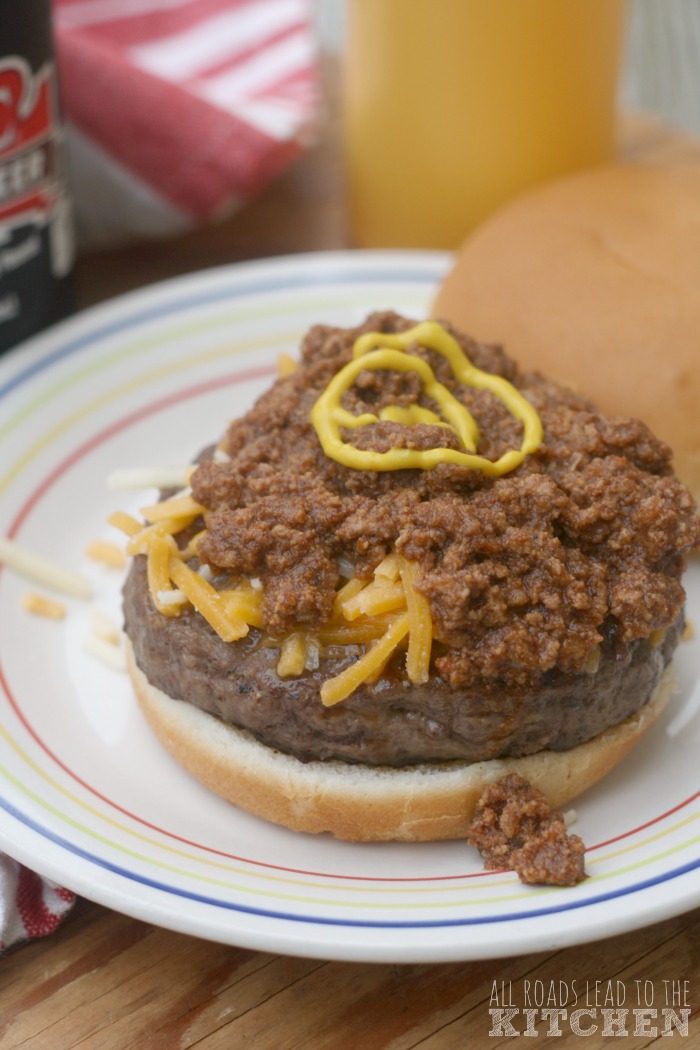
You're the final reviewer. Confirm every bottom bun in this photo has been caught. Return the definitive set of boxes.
[125,638,675,842]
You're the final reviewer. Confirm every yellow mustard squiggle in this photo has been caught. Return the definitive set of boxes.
[310,321,543,475]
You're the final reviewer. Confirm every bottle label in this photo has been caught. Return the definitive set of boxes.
[0,55,75,341]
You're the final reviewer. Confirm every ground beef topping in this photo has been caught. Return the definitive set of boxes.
[191,311,700,688]
[467,774,587,886]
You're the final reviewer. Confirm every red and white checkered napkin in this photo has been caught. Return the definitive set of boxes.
[53,0,321,248]
[0,853,75,953]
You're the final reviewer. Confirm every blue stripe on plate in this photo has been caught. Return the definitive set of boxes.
[1,792,698,930]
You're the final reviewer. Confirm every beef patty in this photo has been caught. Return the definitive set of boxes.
[124,555,683,766]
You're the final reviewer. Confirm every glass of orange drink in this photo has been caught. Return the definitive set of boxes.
[342,0,629,248]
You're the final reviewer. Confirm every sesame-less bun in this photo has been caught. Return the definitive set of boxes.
[431,162,700,500]
[125,638,675,843]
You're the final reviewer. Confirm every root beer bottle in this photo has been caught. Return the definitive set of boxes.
[0,0,75,353]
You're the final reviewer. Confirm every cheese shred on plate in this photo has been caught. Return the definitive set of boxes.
[111,490,435,706]
[22,592,67,620]
[0,535,93,599]
[85,539,126,569]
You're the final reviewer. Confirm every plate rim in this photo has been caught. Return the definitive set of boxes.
[0,248,698,963]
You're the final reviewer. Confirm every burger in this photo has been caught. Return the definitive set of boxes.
[118,312,700,842]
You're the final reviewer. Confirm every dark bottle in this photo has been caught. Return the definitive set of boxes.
[0,0,75,353]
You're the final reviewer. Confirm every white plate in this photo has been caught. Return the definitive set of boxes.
[0,250,698,964]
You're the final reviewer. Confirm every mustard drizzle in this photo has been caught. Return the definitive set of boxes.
[310,321,543,475]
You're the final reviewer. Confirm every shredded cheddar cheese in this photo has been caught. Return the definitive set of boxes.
[316,554,433,704]
[340,577,406,620]
[146,532,181,616]
[157,588,188,608]
[309,620,391,646]
[167,556,247,643]
[399,557,432,685]
[22,592,67,620]
[107,466,191,490]
[277,632,309,677]
[331,576,365,617]
[0,535,93,599]
[85,539,126,569]
[220,586,264,629]
[277,352,298,376]
[140,492,206,524]
[124,521,181,557]
[107,511,143,538]
[114,485,435,704]
[373,552,402,581]
[114,455,438,701]
[320,612,411,707]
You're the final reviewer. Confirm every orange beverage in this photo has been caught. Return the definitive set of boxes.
[342,0,628,248]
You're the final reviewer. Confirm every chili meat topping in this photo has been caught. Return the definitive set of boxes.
[467,773,587,886]
[191,311,699,688]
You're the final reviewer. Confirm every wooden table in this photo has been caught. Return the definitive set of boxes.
[1,100,699,1047]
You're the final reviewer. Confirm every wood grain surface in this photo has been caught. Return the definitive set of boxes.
[1,62,699,1047]
[1,899,698,1049]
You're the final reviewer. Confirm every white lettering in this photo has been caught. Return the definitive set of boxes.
[0,146,47,204]
[489,1009,519,1037]
[570,1008,598,1036]
[522,1008,539,1037]
[633,1008,658,1037]
[661,1008,690,1037]
[601,1009,629,1037]
[541,1008,566,1037]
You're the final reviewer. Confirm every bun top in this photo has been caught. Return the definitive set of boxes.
[431,161,700,499]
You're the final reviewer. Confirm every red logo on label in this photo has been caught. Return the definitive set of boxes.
[0,57,58,225]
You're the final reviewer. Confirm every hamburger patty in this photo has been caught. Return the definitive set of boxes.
[123,554,684,766]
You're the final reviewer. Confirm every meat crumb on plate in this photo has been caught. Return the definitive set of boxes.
[467,773,587,886]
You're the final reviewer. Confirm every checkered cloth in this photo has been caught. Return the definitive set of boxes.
[0,853,75,953]
[53,0,321,247]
